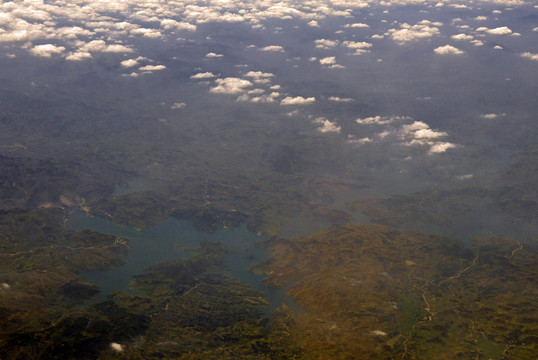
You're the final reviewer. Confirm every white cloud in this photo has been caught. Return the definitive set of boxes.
[244,71,274,79]
[480,113,505,119]
[343,41,372,49]
[388,22,441,44]
[65,51,92,61]
[260,45,284,52]
[429,142,457,154]
[328,96,353,102]
[29,44,65,57]
[210,77,252,94]
[475,16,488,21]
[315,39,339,49]
[319,56,336,65]
[191,72,216,79]
[160,19,196,32]
[356,115,409,125]
[139,65,166,72]
[434,45,464,55]
[313,117,341,133]
[76,40,132,53]
[346,136,372,145]
[451,33,473,40]
[413,128,448,139]
[120,59,139,68]
[280,96,316,105]
[344,23,369,28]
[329,64,346,69]
[521,52,538,61]
[206,52,223,58]
[130,27,162,38]
[477,26,513,35]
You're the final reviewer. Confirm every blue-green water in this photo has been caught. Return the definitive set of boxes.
[67,211,301,315]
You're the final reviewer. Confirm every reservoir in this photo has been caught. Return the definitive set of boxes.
[68,210,301,316]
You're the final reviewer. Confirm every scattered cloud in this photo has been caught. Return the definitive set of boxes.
[480,113,506,119]
[356,115,410,125]
[65,51,92,61]
[210,77,252,94]
[346,135,372,145]
[521,52,538,61]
[451,33,473,40]
[29,44,65,57]
[120,59,140,68]
[315,39,339,49]
[139,64,166,72]
[260,45,284,52]
[344,23,369,28]
[313,117,341,133]
[319,56,336,65]
[429,142,457,154]
[477,26,513,35]
[281,96,316,105]
[328,96,353,102]
[191,72,217,79]
[434,45,464,55]
[388,21,441,44]
[205,52,223,58]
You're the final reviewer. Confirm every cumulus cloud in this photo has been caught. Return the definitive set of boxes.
[344,23,369,28]
[388,22,440,44]
[120,59,139,68]
[319,56,336,65]
[260,45,284,52]
[477,26,513,35]
[65,51,92,61]
[315,39,339,49]
[210,77,252,94]
[328,96,353,102]
[429,142,457,154]
[243,71,274,83]
[398,120,456,154]
[139,64,166,72]
[280,96,316,105]
[191,72,216,79]
[342,40,372,55]
[313,117,341,133]
[76,40,132,53]
[451,33,473,40]
[356,115,410,125]
[434,45,464,55]
[521,52,538,61]
[346,135,372,145]
[480,113,505,119]
[205,52,223,58]
[29,44,65,57]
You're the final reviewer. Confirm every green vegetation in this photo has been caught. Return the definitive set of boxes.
[257,224,538,359]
